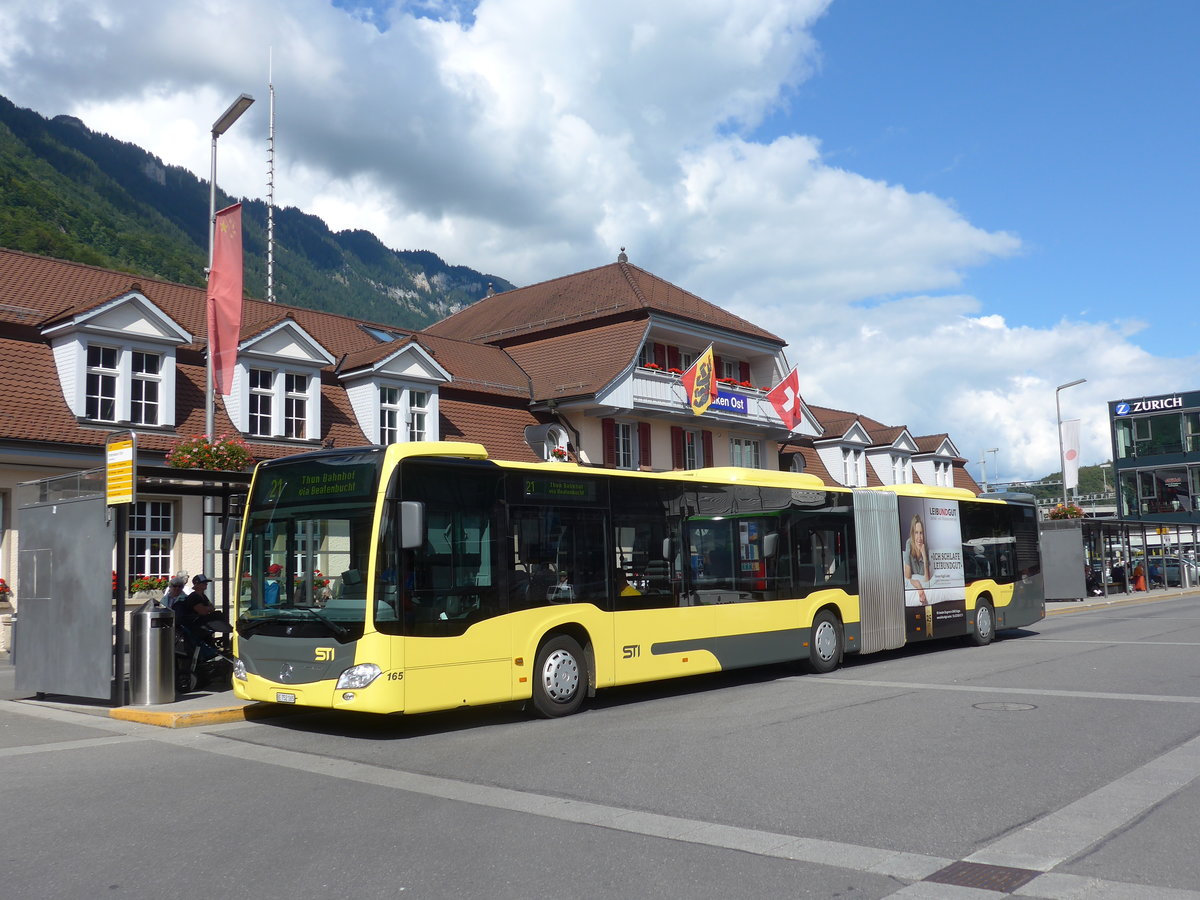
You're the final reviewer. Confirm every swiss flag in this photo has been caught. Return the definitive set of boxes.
[766,367,803,431]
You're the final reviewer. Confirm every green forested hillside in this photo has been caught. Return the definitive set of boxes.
[0,95,514,328]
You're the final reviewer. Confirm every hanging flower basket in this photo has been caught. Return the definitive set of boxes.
[166,434,254,471]
[1047,503,1084,520]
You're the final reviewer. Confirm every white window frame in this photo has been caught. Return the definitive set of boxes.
[82,342,169,427]
[842,448,867,487]
[284,373,309,439]
[380,386,402,444]
[248,367,274,438]
[372,382,440,445]
[683,429,704,470]
[614,421,635,470]
[730,437,762,468]
[241,365,322,440]
[128,500,174,580]
[86,344,119,422]
[407,389,430,441]
[130,350,162,426]
[892,454,910,484]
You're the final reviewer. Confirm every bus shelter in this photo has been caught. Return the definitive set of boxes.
[12,465,249,705]
[1040,518,1200,600]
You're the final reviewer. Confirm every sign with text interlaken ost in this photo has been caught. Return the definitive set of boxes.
[105,431,137,507]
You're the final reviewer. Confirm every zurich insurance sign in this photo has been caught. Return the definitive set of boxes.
[1114,395,1183,416]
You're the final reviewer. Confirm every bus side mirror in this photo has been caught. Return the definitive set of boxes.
[399,501,425,549]
[662,537,675,560]
[762,532,778,559]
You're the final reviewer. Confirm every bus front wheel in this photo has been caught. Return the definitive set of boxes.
[968,600,995,646]
[807,610,843,674]
[532,634,587,718]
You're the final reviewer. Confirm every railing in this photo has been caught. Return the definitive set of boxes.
[630,368,780,426]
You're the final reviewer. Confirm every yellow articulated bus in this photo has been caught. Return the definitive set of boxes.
[231,442,1044,717]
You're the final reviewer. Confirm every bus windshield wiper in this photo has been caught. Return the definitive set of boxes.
[238,614,286,636]
[294,606,352,641]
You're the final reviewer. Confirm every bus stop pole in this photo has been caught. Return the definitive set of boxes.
[112,505,128,707]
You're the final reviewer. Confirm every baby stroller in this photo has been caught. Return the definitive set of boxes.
[174,612,234,694]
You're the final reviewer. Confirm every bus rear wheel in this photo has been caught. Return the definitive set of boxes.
[532,635,587,718]
[807,610,843,674]
[968,600,995,646]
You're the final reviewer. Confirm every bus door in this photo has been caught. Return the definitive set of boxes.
[395,463,512,714]
[852,489,906,653]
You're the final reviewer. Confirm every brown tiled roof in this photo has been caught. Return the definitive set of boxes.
[954,463,981,493]
[503,319,648,401]
[438,397,549,463]
[423,261,783,346]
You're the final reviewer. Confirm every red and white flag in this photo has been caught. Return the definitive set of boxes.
[207,202,244,397]
[1061,419,1081,490]
[766,367,803,431]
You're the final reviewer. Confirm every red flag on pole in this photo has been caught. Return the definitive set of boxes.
[766,367,803,431]
[680,345,718,416]
[207,202,243,396]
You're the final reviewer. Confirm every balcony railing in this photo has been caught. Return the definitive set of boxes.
[630,367,781,427]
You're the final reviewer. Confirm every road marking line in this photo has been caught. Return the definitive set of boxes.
[182,731,1200,898]
[967,730,1200,872]
[819,678,1200,704]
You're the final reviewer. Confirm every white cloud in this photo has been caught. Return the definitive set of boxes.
[0,0,1193,481]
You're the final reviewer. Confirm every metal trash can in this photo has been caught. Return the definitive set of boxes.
[130,600,174,705]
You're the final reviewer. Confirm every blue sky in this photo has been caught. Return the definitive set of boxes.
[1,0,1196,481]
[791,0,1199,351]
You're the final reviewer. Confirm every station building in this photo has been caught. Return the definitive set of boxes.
[0,246,979,615]
[1109,388,1200,522]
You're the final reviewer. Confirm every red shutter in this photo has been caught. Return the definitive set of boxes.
[638,422,652,469]
[653,343,667,369]
[702,430,714,467]
[602,418,616,468]
[713,355,724,380]
[671,426,684,470]
[738,361,750,383]
[667,346,681,371]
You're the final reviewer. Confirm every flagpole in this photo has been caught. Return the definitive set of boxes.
[1055,378,1086,507]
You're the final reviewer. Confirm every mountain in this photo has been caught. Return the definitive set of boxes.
[0,95,515,328]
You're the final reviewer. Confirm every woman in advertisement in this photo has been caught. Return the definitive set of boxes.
[903,514,930,605]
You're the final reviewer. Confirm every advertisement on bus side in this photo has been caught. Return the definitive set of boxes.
[898,497,967,640]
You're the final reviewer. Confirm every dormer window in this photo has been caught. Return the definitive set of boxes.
[44,290,189,430]
[240,365,319,440]
[340,340,450,447]
[379,386,433,444]
[227,318,334,442]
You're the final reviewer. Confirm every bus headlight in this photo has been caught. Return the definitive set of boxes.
[336,663,382,690]
[233,658,247,681]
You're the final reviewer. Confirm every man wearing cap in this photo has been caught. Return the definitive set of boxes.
[264,563,282,607]
[177,574,214,622]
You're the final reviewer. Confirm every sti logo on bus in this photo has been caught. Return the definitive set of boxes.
[622,645,641,659]
[1115,397,1182,415]
[314,648,334,662]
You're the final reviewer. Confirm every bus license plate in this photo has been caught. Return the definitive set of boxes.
[276,692,296,703]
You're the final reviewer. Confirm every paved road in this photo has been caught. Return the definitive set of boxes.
[2,593,1200,899]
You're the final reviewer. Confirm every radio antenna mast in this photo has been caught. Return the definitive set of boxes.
[266,49,276,302]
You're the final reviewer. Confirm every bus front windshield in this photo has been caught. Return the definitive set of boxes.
[235,450,383,642]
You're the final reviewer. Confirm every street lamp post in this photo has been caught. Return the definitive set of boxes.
[205,92,255,439]
[1056,378,1087,508]
[986,448,999,491]
[204,93,254,594]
